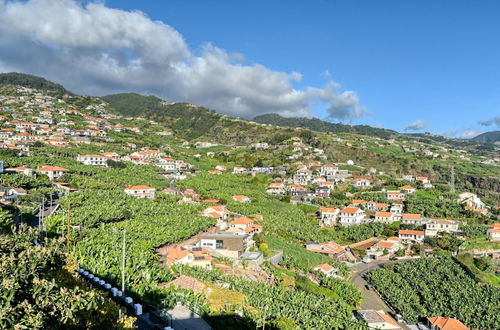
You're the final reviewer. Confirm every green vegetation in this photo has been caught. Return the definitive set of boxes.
[455,253,500,286]
[368,257,500,329]
[0,72,70,94]
[470,130,500,144]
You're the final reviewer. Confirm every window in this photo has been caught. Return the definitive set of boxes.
[216,240,223,249]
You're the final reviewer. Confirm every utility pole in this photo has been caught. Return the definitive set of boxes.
[121,230,126,295]
[450,166,455,194]
[66,203,71,251]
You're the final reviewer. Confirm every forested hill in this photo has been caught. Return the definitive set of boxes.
[471,131,500,144]
[253,113,398,138]
[0,72,71,94]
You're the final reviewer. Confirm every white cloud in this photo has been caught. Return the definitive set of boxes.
[404,120,428,131]
[478,116,500,127]
[460,130,480,139]
[0,0,367,120]
[441,130,457,138]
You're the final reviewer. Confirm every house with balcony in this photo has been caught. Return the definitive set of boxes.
[398,229,425,243]
[77,154,108,167]
[338,207,366,226]
[425,219,460,237]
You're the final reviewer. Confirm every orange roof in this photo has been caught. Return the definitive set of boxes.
[489,228,500,233]
[400,185,415,190]
[208,212,222,218]
[352,199,365,204]
[230,217,254,225]
[291,184,305,189]
[341,207,360,214]
[427,317,468,330]
[203,199,220,204]
[402,213,421,220]
[376,211,392,217]
[489,223,500,228]
[232,195,249,201]
[399,230,425,236]
[163,157,176,161]
[321,207,337,213]
[38,165,69,172]
[313,263,335,272]
[376,311,400,328]
[166,247,190,265]
[6,166,27,171]
[268,182,284,188]
[377,241,394,248]
[376,203,388,208]
[125,185,155,190]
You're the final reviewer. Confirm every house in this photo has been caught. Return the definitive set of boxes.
[356,310,402,330]
[350,178,371,187]
[312,264,338,278]
[425,220,460,237]
[387,190,405,201]
[198,232,253,259]
[37,165,69,180]
[315,185,331,197]
[374,211,395,224]
[227,217,262,235]
[398,229,425,243]
[338,207,366,226]
[166,246,212,269]
[215,165,227,172]
[390,203,404,215]
[232,195,251,203]
[426,316,468,330]
[318,164,338,178]
[232,166,247,174]
[293,169,312,185]
[289,184,306,196]
[124,185,156,199]
[76,154,108,167]
[487,223,500,242]
[319,207,339,226]
[157,157,177,171]
[4,187,27,201]
[351,199,365,206]
[417,176,433,189]
[401,213,427,225]
[457,192,485,210]
[266,182,286,195]
[5,166,32,176]
[101,152,120,160]
[200,206,230,220]
[306,241,346,259]
[400,185,416,194]
[367,237,402,258]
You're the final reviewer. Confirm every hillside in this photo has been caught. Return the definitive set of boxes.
[0,72,70,95]
[253,113,398,138]
[471,131,500,144]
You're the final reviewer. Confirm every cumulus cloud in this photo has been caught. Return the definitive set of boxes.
[404,120,428,131]
[0,0,367,120]
[460,130,480,139]
[478,116,500,127]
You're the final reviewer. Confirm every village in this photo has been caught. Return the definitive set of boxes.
[1,85,499,330]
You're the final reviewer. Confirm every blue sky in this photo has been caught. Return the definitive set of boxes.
[1,0,499,137]
[109,0,500,136]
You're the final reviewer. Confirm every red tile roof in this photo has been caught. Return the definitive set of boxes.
[427,317,468,330]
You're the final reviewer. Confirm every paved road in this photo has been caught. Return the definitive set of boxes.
[349,259,412,330]
[28,196,60,228]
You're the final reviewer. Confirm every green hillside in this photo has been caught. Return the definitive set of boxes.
[253,113,398,138]
[471,131,500,144]
[0,72,70,94]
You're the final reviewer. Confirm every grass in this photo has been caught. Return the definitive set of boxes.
[455,253,500,287]
[460,236,500,251]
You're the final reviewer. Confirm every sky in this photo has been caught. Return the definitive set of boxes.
[0,0,499,138]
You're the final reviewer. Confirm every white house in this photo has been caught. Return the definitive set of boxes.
[487,223,500,241]
[350,178,371,187]
[232,195,251,203]
[124,185,156,199]
[339,207,366,226]
[357,310,402,330]
[37,165,69,180]
[374,211,395,224]
[312,264,338,278]
[425,219,460,237]
[398,229,425,243]
[76,154,108,167]
[319,207,340,226]
[157,157,177,171]
[266,182,286,195]
[387,190,405,200]
[401,213,426,225]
